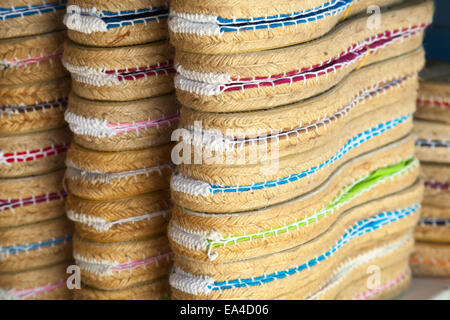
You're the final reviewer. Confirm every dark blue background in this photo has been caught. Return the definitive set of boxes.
[424,0,450,62]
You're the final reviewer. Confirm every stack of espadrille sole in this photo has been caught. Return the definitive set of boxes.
[411,60,450,277]
[168,0,434,299]
[62,0,178,300]
[0,0,73,300]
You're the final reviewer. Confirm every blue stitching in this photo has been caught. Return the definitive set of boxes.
[0,2,66,20]
[209,114,411,194]
[105,13,168,30]
[0,234,72,255]
[208,204,418,290]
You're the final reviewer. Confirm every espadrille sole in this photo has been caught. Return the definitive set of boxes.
[411,242,450,277]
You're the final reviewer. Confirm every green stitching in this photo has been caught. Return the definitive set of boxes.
[207,157,416,250]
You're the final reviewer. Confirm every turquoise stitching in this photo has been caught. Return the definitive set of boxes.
[208,204,418,291]
[0,234,72,256]
[0,1,66,20]
[209,114,411,194]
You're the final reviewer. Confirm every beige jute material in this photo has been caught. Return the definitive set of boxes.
[0,169,65,228]
[0,77,70,135]
[0,215,73,273]
[415,60,450,124]
[67,92,180,151]
[414,120,450,164]
[63,39,174,101]
[74,277,170,300]
[0,126,71,178]
[0,261,73,300]
[171,190,421,299]
[172,107,415,213]
[414,205,450,243]
[180,54,420,138]
[0,31,67,85]
[332,260,411,300]
[169,0,402,54]
[0,1,65,39]
[66,190,171,243]
[174,2,432,112]
[411,241,450,277]
[73,233,172,290]
[66,0,169,47]
[312,238,413,300]
[65,142,173,201]
[170,151,419,262]
[178,68,419,164]
[421,163,450,208]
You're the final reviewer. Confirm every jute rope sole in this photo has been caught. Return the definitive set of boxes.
[414,120,450,164]
[414,205,450,243]
[65,143,173,201]
[63,39,174,101]
[74,277,170,300]
[172,109,415,213]
[172,2,432,112]
[169,188,421,299]
[0,169,66,228]
[0,261,72,300]
[0,77,70,135]
[0,1,66,39]
[421,163,450,208]
[0,31,67,85]
[0,127,71,178]
[66,190,171,243]
[73,233,171,290]
[411,242,450,277]
[169,0,403,54]
[65,92,180,151]
[65,0,169,47]
[169,154,419,262]
[0,215,73,272]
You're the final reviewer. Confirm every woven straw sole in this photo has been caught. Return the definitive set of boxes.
[73,233,171,290]
[66,92,180,151]
[63,39,174,101]
[411,242,450,277]
[172,105,415,213]
[421,163,450,208]
[414,205,450,243]
[170,188,421,299]
[414,120,450,164]
[173,2,432,112]
[0,261,73,300]
[0,127,71,178]
[66,190,171,243]
[0,169,65,228]
[0,77,70,136]
[65,142,173,201]
[415,60,450,123]
[0,31,67,85]
[0,216,73,272]
[66,0,169,47]
[0,4,65,39]
[169,154,420,262]
[180,57,420,139]
[169,0,403,54]
[74,277,170,300]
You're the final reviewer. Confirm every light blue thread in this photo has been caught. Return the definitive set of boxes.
[209,114,411,194]
[0,234,72,255]
[208,204,419,291]
[0,2,66,20]
[216,0,354,33]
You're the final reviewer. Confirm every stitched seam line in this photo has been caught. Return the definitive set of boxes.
[0,191,67,212]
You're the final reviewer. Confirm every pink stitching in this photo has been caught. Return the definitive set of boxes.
[11,279,66,300]
[5,52,63,68]
[1,144,69,164]
[106,113,180,134]
[352,269,409,300]
[222,25,427,92]
[0,191,67,212]
[103,61,176,82]
[111,251,173,273]
[417,97,450,108]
